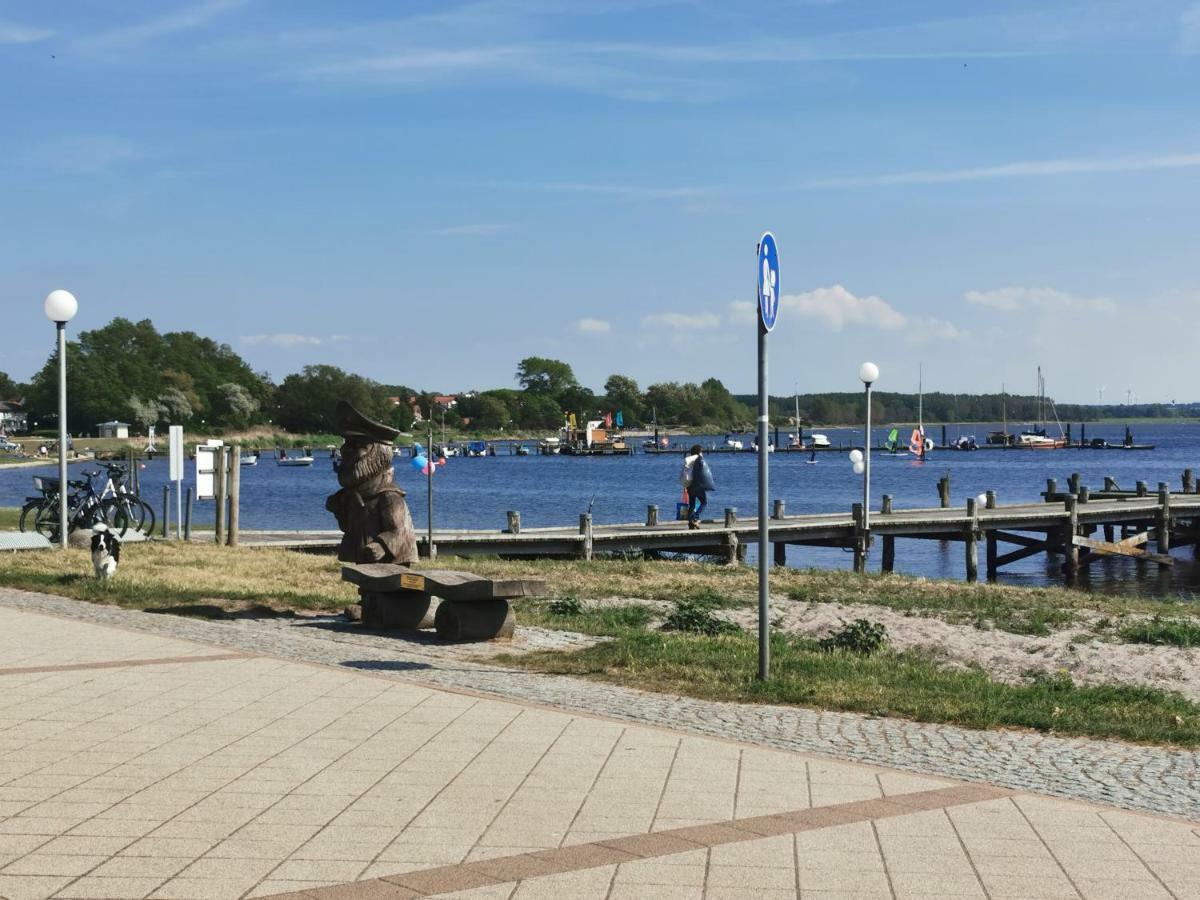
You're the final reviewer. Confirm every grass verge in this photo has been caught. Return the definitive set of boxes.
[1119,615,1200,648]
[0,507,20,530]
[498,628,1200,746]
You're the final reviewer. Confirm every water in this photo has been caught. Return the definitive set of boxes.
[3,423,1197,596]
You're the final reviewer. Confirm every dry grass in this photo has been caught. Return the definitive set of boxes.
[0,507,19,530]
[0,541,356,613]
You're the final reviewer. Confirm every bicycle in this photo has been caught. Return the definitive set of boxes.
[94,462,155,537]
[19,472,112,541]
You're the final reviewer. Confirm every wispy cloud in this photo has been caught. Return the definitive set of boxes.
[781,285,906,331]
[966,287,1116,313]
[239,333,324,348]
[0,19,52,44]
[427,223,513,236]
[574,317,612,335]
[798,152,1200,189]
[27,136,149,175]
[643,312,722,330]
[484,179,712,201]
[79,0,246,52]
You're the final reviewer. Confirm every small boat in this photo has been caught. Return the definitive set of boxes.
[277,448,314,467]
[240,452,259,466]
[514,445,530,456]
[539,437,562,455]
[810,433,831,448]
[465,441,489,458]
[1016,430,1066,450]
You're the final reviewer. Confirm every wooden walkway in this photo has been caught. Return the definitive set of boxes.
[229,475,1200,586]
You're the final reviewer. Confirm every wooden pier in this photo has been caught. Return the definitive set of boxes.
[230,469,1200,588]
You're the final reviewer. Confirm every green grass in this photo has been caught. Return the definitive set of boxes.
[499,629,1200,746]
[0,507,20,530]
[1119,616,1200,648]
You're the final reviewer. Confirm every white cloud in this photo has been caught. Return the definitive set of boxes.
[642,312,722,330]
[1182,4,1200,53]
[905,317,970,344]
[427,223,512,236]
[79,0,246,52]
[239,333,324,348]
[0,19,52,44]
[574,318,612,335]
[780,284,906,331]
[965,287,1116,313]
[799,152,1200,189]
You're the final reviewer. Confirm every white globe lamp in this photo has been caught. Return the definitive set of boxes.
[44,289,78,323]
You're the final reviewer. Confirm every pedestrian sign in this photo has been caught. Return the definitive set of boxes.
[757,232,779,331]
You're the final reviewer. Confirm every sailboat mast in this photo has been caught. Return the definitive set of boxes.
[918,363,925,460]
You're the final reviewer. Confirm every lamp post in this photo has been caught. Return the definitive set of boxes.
[858,362,879,538]
[44,290,78,550]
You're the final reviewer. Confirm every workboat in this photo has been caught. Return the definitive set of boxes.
[276,448,314,466]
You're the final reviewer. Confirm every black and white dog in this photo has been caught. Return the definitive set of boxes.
[91,523,121,582]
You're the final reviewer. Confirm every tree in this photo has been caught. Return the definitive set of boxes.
[515,357,578,395]
[603,374,644,423]
[215,383,258,429]
[0,371,20,400]
[275,365,391,433]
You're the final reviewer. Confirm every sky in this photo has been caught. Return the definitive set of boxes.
[1,0,1198,403]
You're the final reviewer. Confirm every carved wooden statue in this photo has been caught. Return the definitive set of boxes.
[325,401,418,564]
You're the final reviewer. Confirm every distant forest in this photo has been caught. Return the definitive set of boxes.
[1,317,1195,435]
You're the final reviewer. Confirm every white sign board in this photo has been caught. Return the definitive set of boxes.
[168,426,184,481]
[195,439,223,500]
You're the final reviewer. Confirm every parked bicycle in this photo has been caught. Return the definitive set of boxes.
[94,462,155,536]
[18,466,155,541]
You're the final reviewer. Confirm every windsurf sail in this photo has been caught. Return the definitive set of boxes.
[885,428,899,453]
[909,427,927,459]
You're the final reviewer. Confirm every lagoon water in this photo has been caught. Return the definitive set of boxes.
[3,422,1198,597]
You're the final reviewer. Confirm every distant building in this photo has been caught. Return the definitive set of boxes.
[0,401,27,434]
[433,395,458,410]
[97,421,131,439]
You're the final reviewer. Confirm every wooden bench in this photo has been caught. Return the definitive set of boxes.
[341,564,546,641]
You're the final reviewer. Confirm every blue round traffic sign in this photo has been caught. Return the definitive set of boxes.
[757,232,779,331]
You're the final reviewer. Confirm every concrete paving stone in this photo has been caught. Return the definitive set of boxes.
[90,855,192,878]
[978,872,1081,898]
[969,854,1068,877]
[178,855,280,880]
[707,835,795,868]
[0,819,81,836]
[510,865,615,899]
[798,890,892,900]
[708,864,800,889]
[794,823,878,853]
[607,884,704,900]
[705,890,797,900]
[150,876,264,899]
[1071,878,1174,900]
[794,849,885,873]
[798,868,893,893]
[35,836,135,857]
[244,880,332,898]
[2,853,107,877]
[291,840,389,862]
[269,858,369,882]
[51,875,162,899]
[1128,841,1200,862]
[956,838,1052,858]
[64,820,164,841]
[874,810,956,838]
[613,860,706,886]
[0,874,76,900]
[888,870,987,899]
[0,834,54,856]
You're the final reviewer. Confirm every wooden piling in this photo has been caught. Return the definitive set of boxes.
[183,487,193,541]
[1068,472,1080,495]
[227,445,241,547]
[881,494,892,515]
[1136,481,1147,497]
[882,535,895,573]
[938,476,951,509]
[965,497,979,583]
[772,499,785,520]
[213,447,226,545]
[578,513,593,561]
[724,508,737,527]
[723,509,739,566]
[1063,495,1079,585]
[1157,484,1171,554]
[1104,476,1118,492]
[774,540,787,567]
[161,485,169,538]
[506,510,521,534]
[985,490,996,509]
[644,505,657,527]
[986,532,998,581]
[1184,469,1196,494]
[1045,478,1057,501]
[1079,485,1090,504]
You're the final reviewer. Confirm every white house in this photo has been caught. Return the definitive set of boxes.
[97,421,131,439]
[0,401,27,434]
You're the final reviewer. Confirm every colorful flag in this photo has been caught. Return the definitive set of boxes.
[604,411,613,428]
[615,410,624,428]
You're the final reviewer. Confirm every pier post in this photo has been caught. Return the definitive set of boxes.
[965,497,979,583]
[723,508,738,566]
[772,499,785,520]
[774,540,787,567]
[213,447,226,546]
[881,494,892,515]
[985,490,996,509]
[1184,469,1195,494]
[161,485,169,539]
[227,444,240,547]
[1062,495,1079,586]
[506,510,521,534]
[986,531,998,581]
[882,535,895,573]
[1078,485,1090,504]
[852,503,866,573]
[645,505,657,527]
[183,487,193,542]
[1104,524,1114,543]
[578,513,593,561]
[1136,481,1147,497]
[1068,472,1080,495]
[1080,423,1086,446]
[1045,478,1057,501]
[1157,484,1171,555]
[938,476,951,509]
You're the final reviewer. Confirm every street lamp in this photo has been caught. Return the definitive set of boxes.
[44,290,78,550]
[858,362,879,541]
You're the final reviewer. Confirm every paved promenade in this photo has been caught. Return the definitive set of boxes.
[0,590,1197,899]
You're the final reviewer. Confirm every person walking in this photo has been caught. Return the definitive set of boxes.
[681,443,714,529]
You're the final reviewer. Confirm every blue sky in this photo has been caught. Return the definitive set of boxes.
[2,0,1198,403]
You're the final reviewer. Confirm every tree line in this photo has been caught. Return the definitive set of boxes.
[1,317,1194,435]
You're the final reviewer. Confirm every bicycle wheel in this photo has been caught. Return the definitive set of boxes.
[102,498,135,537]
[137,496,156,537]
[33,501,61,541]
[18,500,44,533]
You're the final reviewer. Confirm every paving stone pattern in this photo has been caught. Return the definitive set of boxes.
[1,588,1197,822]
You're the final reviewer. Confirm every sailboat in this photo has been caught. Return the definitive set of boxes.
[1017,366,1068,449]
[908,364,932,461]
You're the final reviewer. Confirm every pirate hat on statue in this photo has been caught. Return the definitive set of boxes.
[335,401,400,443]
